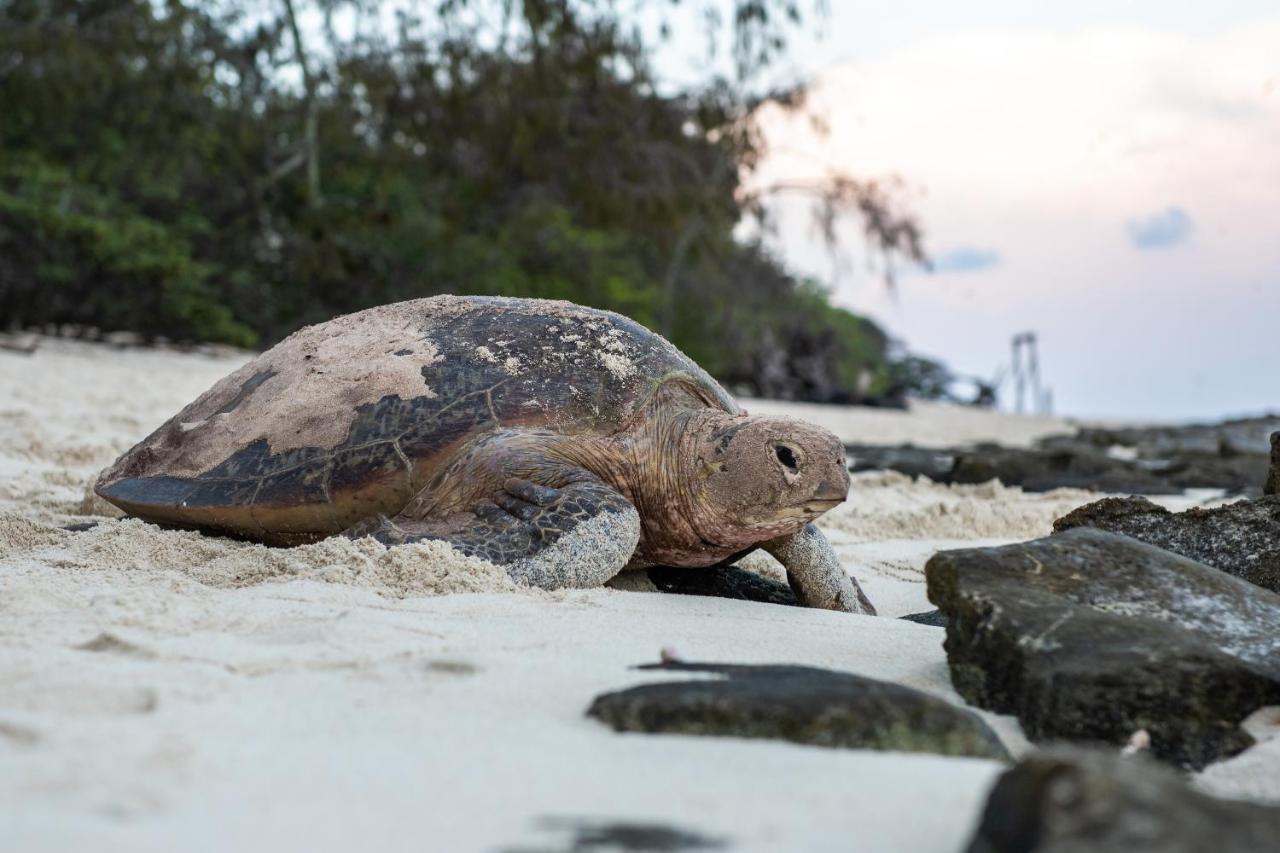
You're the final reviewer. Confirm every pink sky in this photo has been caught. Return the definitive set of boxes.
[752,19,1280,420]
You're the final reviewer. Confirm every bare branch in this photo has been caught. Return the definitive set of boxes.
[282,0,323,207]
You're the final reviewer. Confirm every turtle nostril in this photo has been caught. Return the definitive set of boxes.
[774,445,799,472]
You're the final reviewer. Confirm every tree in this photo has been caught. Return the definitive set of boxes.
[0,0,933,403]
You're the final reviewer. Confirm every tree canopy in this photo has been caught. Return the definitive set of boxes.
[0,0,940,402]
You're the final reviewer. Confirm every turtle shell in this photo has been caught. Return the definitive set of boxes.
[96,296,739,543]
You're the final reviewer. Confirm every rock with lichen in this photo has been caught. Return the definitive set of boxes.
[588,662,1010,761]
[966,749,1280,853]
[925,528,1280,769]
[1053,495,1280,595]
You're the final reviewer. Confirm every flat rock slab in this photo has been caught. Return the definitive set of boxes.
[845,444,956,482]
[846,418,1280,496]
[966,749,1280,853]
[925,528,1280,769]
[587,662,1010,761]
[1047,416,1280,457]
[1054,495,1280,594]
[949,444,1183,494]
[846,441,1268,495]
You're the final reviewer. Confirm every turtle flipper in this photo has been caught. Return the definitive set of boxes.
[345,476,641,590]
[763,523,876,615]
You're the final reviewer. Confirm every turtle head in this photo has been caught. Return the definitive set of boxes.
[693,415,850,544]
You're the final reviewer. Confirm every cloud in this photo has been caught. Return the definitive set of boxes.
[930,246,1002,273]
[752,20,1280,418]
[1127,207,1195,249]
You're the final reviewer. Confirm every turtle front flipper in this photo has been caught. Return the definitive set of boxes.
[763,523,876,615]
[345,476,641,590]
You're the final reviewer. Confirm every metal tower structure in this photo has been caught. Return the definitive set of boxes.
[1011,332,1051,415]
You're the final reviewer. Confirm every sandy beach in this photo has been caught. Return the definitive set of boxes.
[2,340,1276,852]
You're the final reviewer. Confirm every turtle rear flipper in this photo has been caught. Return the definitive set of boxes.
[345,476,641,590]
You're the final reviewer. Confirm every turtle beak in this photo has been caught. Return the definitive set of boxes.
[804,473,850,513]
[813,475,849,502]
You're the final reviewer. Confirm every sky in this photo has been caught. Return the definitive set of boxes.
[659,2,1280,421]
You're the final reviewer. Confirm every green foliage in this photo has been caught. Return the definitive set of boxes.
[880,354,955,402]
[0,152,254,345]
[0,0,937,402]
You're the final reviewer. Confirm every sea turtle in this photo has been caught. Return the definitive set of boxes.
[96,296,874,613]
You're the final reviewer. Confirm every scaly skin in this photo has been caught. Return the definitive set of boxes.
[386,402,843,570]
[356,391,875,613]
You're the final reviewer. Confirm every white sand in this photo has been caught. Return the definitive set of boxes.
[1,339,1276,853]
[742,396,1074,448]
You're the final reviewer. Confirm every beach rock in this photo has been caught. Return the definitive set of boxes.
[846,444,956,481]
[587,662,1010,761]
[842,418,1278,495]
[846,441,1259,494]
[1054,495,1280,594]
[901,610,948,627]
[1039,417,1280,495]
[954,444,1268,495]
[61,521,100,533]
[505,817,727,852]
[925,528,1280,769]
[949,444,1179,494]
[1049,415,1280,458]
[1267,431,1279,495]
[1153,451,1271,495]
[646,565,799,607]
[966,749,1280,853]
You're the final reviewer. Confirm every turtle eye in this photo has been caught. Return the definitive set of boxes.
[774,444,799,473]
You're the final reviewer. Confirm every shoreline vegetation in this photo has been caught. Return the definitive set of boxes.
[0,0,948,407]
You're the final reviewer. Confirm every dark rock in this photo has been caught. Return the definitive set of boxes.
[503,817,726,852]
[1039,417,1280,495]
[61,521,100,532]
[846,444,956,481]
[846,441,1252,494]
[901,610,948,627]
[646,564,799,607]
[1054,495,1280,594]
[1267,432,1280,496]
[949,444,1181,493]
[1217,417,1280,456]
[1048,415,1280,458]
[966,749,1280,853]
[1157,451,1271,495]
[925,528,1280,769]
[842,418,1280,495]
[587,662,1010,761]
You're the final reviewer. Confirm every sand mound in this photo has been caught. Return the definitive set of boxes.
[0,512,71,559]
[3,515,518,598]
[824,470,1099,541]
